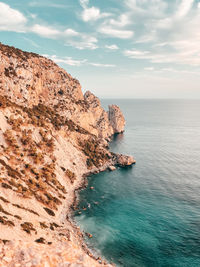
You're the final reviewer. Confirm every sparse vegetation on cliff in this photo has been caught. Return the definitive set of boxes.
[79,138,111,168]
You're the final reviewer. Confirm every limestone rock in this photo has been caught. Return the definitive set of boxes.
[108,105,125,133]
[116,154,136,167]
[108,166,116,171]
[82,91,114,139]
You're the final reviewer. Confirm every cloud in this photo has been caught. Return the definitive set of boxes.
[124,44,200,66]
[122,0,200,66]
[0,2,27,32]
[31,24,60,38]
[48,55,87,66]
[99,26,133,39]
[89,63,115,67]
[80,0,111,22]
[126,0,168,17]
[31,23,97,50]
[109,14,130,27]
[29,2,69,9]
[175,0,194,18]
[31,24,79,39]
[98,13,133,39]
[44,54,115,68]
[124,49,150,58]
[0,0,98,52]
[144,67,154,71]
[64,29,79,37]
[66,36,98,50]
[82,6,111,22]
[105,44,119,50]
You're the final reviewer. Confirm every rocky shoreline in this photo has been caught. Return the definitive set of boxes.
[68,145,136,265]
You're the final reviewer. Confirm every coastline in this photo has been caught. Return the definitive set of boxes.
[68,141,136,266]
[0,136,135,266]
[67,157,118,266]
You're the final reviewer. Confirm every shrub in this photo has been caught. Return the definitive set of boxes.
[21,222,36,234]
[66,169,76,183]
[43,207,55,216]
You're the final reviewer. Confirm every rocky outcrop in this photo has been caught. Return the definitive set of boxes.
[115,154,136,167]
[0,42,134,266]
[108,105,125,133]
[80,91,114,139]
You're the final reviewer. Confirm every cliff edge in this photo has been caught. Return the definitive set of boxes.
[0,43,135,266]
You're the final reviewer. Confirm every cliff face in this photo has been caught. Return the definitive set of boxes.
[0,43,133,266]
[0,43,121,140]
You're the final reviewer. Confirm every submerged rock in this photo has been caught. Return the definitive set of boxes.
[108,105,125,133]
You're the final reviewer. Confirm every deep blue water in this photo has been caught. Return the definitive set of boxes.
[74,100,200,267]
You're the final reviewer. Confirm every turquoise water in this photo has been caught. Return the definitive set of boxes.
[74,100,200,267]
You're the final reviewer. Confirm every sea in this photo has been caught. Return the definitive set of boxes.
[74,99,200,267]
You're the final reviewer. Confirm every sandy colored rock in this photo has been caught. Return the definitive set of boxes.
[116,154,136,167]
[108,105,125,133]
[108,166,116,171]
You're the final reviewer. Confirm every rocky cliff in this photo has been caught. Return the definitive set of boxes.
[109,105,125,133]
[0,42,135,266]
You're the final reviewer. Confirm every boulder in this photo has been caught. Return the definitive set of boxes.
[108,165,116,171]
[116,154,136,167]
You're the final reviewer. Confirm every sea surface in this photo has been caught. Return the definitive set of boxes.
[74,99,200,267]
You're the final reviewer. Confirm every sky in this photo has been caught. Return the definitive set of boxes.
[0,0,200,99]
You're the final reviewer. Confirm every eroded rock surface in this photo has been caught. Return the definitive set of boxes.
[115,154,136,167]
[108,105,125,133]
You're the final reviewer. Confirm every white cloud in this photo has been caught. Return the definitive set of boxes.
[31,23,98,50]
[124,49,150,58]
[80,0,111,22]
[98,13,133,39]
[50,55,87,66]
[82,6,100,21]
[175,0,194,18]
[67,36,98,50]
[31,24,60,38]
[81,6,111,22]
[0,2,27,32]
[123,0,200,67]
[64,28,79,37]
[29,2,69,9]
[124,45,200,66]
[99,26,133,39]
[126,0,168,17]
[89,63,115,67]
[144,67,154,71]
[109,14,130,27]
[105,44,119,50]
[44,54,115,68]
